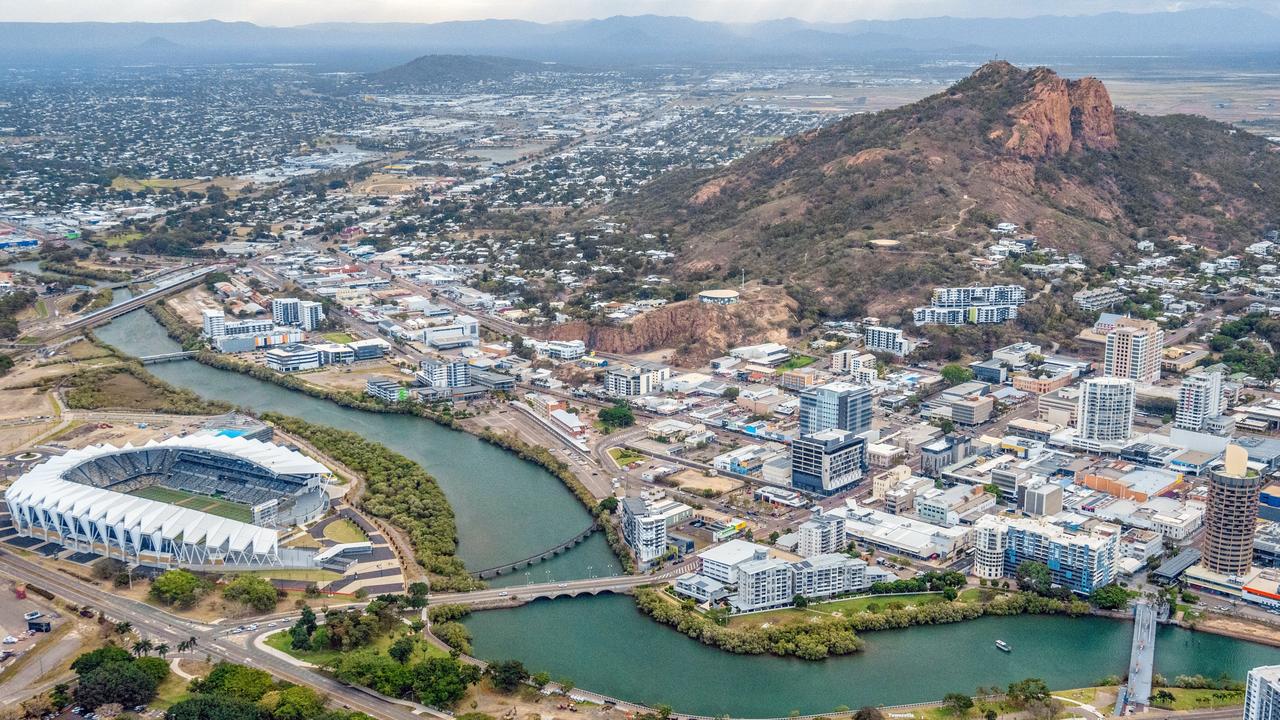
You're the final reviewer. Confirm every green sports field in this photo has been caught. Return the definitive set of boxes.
[128,485,253,523]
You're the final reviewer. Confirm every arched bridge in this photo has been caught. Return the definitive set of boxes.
[468,523,599,579]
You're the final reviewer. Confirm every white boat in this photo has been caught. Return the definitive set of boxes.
[995,640,1012,652]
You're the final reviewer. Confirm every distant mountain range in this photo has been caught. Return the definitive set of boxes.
[4,9,1280,69]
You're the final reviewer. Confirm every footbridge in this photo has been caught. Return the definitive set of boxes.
[468,523,599,579]
[139,350,198,364]
[1116,599,1158,714]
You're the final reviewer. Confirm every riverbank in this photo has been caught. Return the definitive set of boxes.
[633,586,1091,660]
[145,300,630,572]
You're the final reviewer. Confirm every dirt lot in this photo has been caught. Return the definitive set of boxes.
[0,386,54,421]
[352,173,428,196]
[304,362,401,392]
[167,286,222,325]
[1195,613,1280,647]
[668,468,742,495]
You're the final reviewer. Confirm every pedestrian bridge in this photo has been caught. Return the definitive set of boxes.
[139,351,197,364]
[468,523,599,579]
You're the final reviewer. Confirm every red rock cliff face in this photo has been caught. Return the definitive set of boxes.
[1004,69,1117,158]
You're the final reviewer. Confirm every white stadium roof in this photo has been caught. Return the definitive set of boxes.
[2,435,330,564]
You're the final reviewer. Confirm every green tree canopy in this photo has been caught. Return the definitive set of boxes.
[149,569,210,608]
[75,660,160,710]
[223,575,280,612]
[72,645,134,677]
[941,364,975,385]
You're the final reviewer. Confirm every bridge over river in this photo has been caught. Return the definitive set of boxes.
[468,523,600,579]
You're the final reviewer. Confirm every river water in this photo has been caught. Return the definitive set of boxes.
[95,309,618,580]
[463,594,1278,717]
[96,309,1277,715]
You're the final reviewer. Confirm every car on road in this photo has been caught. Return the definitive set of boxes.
[558,583,567,588]
[499,591,508,597]
[22,611,41,621]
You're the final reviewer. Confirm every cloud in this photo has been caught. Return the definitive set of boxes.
[1,0,1277,23]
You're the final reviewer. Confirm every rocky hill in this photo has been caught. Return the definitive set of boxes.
[368,54,560,87]
[613,61,1280,318]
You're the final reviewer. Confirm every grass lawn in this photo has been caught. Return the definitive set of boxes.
[775,355,816,373]
[728,592,945,628]
[246,569,343,583]
[34,299,48,319]
[264,625,439,667]
[150,668,192,710]
[323,518,368,544]
[1152,688,1245,711]
[285,533,323,549]
[103,231,143,247]
[322,332,356,344]
[608,447,646,466]
[959,587,1009,603]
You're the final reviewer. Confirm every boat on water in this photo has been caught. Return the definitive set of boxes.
[995,640,1012,652]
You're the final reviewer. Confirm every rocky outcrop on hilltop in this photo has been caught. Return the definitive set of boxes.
[998,65,1117,157]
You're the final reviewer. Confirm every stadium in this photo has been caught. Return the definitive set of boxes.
[3,434,332,569]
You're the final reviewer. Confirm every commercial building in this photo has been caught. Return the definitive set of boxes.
[833,501,971,561]
[798,382,873,436]
[830,350,876,376]
[791,429,867,495]
[1103,318,1163,384]
[537,339,586,361]
[1022,483,1064,517]
[798,510,846,557]
[1200,445,1264,577]
[1075,377,1136,449]
[1244,665,1280,720]
[971,515,1120,594]
[729,343,791,366]
[863,326,916,357]
[915,485,996,527]
[265,344,321,373]
[621,495,669,567]
[1175,371,1225,433]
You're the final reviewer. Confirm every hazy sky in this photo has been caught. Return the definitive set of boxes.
[3,0,1278,24]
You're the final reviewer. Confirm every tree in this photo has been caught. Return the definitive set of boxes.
[531,671,551,688]
[597,497,619,513]
[792,594,810,609]
[113,621,133,636]
[854,707,885,720]
[222,575,280,612]
[1014,561,1053,595]
[1006,678,1051,706]
[941,364,974,385]
[189,662,275,702]
[723,386,740,400]
[984,711,997,720]
[72,646,133,676]
[944,693,975,716]
[408,582,430,608]
[132,639,154,657]
[154,642,170,657]
[934,417,957,434]
[598,402,635,429]
[1088,584,1132,610]
[149,569,209,608]
[259,685,326,720]
[412,656,481,707]
[166,695,265,720]
[75,661,160,710]
[135,656,172,685]
[487,659,529,693]
[389,636,417,665]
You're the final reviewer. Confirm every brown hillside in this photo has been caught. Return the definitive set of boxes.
[613,61,1280,318]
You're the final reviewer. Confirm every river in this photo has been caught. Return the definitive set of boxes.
[96,310,1276,715]
[463,594,1279,717]
[95,309,618,582]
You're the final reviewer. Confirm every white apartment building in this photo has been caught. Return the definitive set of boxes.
[1245,665,1280,720]
[202,309,226,338]
[1104,317,1163,384]
[605,363,670,397]
[971,514,1120,595]
[418,359,471,388]
[734,556,794,612]
[272,297,301,326]
[830,349,876,375]
[1175,371,1224,433]
[299,300,325,331]
[863,325,916,357]
[793,554,868,600]
[697,539,768,584]
[621,496,668,566]
[798,511,846,557]
[1076,377,1136,449]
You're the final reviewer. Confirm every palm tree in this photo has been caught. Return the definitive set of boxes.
[154,643,169,657]
[131,639,153,657]
[113,621,133,636]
